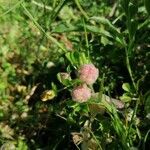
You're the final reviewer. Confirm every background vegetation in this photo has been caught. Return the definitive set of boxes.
[0,0,150,149]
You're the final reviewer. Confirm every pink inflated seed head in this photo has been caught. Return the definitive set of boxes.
[71,84,91,103]
[78,64,99,85]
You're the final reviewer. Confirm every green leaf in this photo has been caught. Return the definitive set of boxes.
[90,17,118,31]
[80,104,89,114]
[51,82,58,95]
[129,19,138,40]
[74,105,81,112]
[65,52,77,67]
[120,94,132,102]
[57,73,71,86]
[0,110,4,118]
[16,139,28,150]
[144,90,150,114]
[120,0,130,14]
[59,5,76,20]
[101,36,112,46]
[0,82,6,90]
[128,2,138,18]
[84,24,112,38]
[90,17,126,46]
[65,51,89,68]
[79,52,90,65]
[122,83,131,92]
[52,24,77,33]
[144,0,150,15]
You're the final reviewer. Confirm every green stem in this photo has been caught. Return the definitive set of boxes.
[86,127,103,150]
[83,19,90,59]
[0,0,23,17]
[74,0,89,20]
[125,47,136,91]
[126,97,140,145]
[50,0,66,24]
[21,3,66,53]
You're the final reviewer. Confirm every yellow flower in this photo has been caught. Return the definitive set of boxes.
[40,90,56,102]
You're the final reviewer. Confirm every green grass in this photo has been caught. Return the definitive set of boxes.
[0,0,150,149]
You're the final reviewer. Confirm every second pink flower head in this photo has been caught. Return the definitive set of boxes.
[78,64,99,85]
[71,84,91,103]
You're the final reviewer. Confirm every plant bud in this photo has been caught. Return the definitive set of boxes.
[71,84,91,103]
[60,72,71,80]
[78,64,99,85]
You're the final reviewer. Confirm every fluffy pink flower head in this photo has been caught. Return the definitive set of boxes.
[78,64,99,85]
[71,84,91,103]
